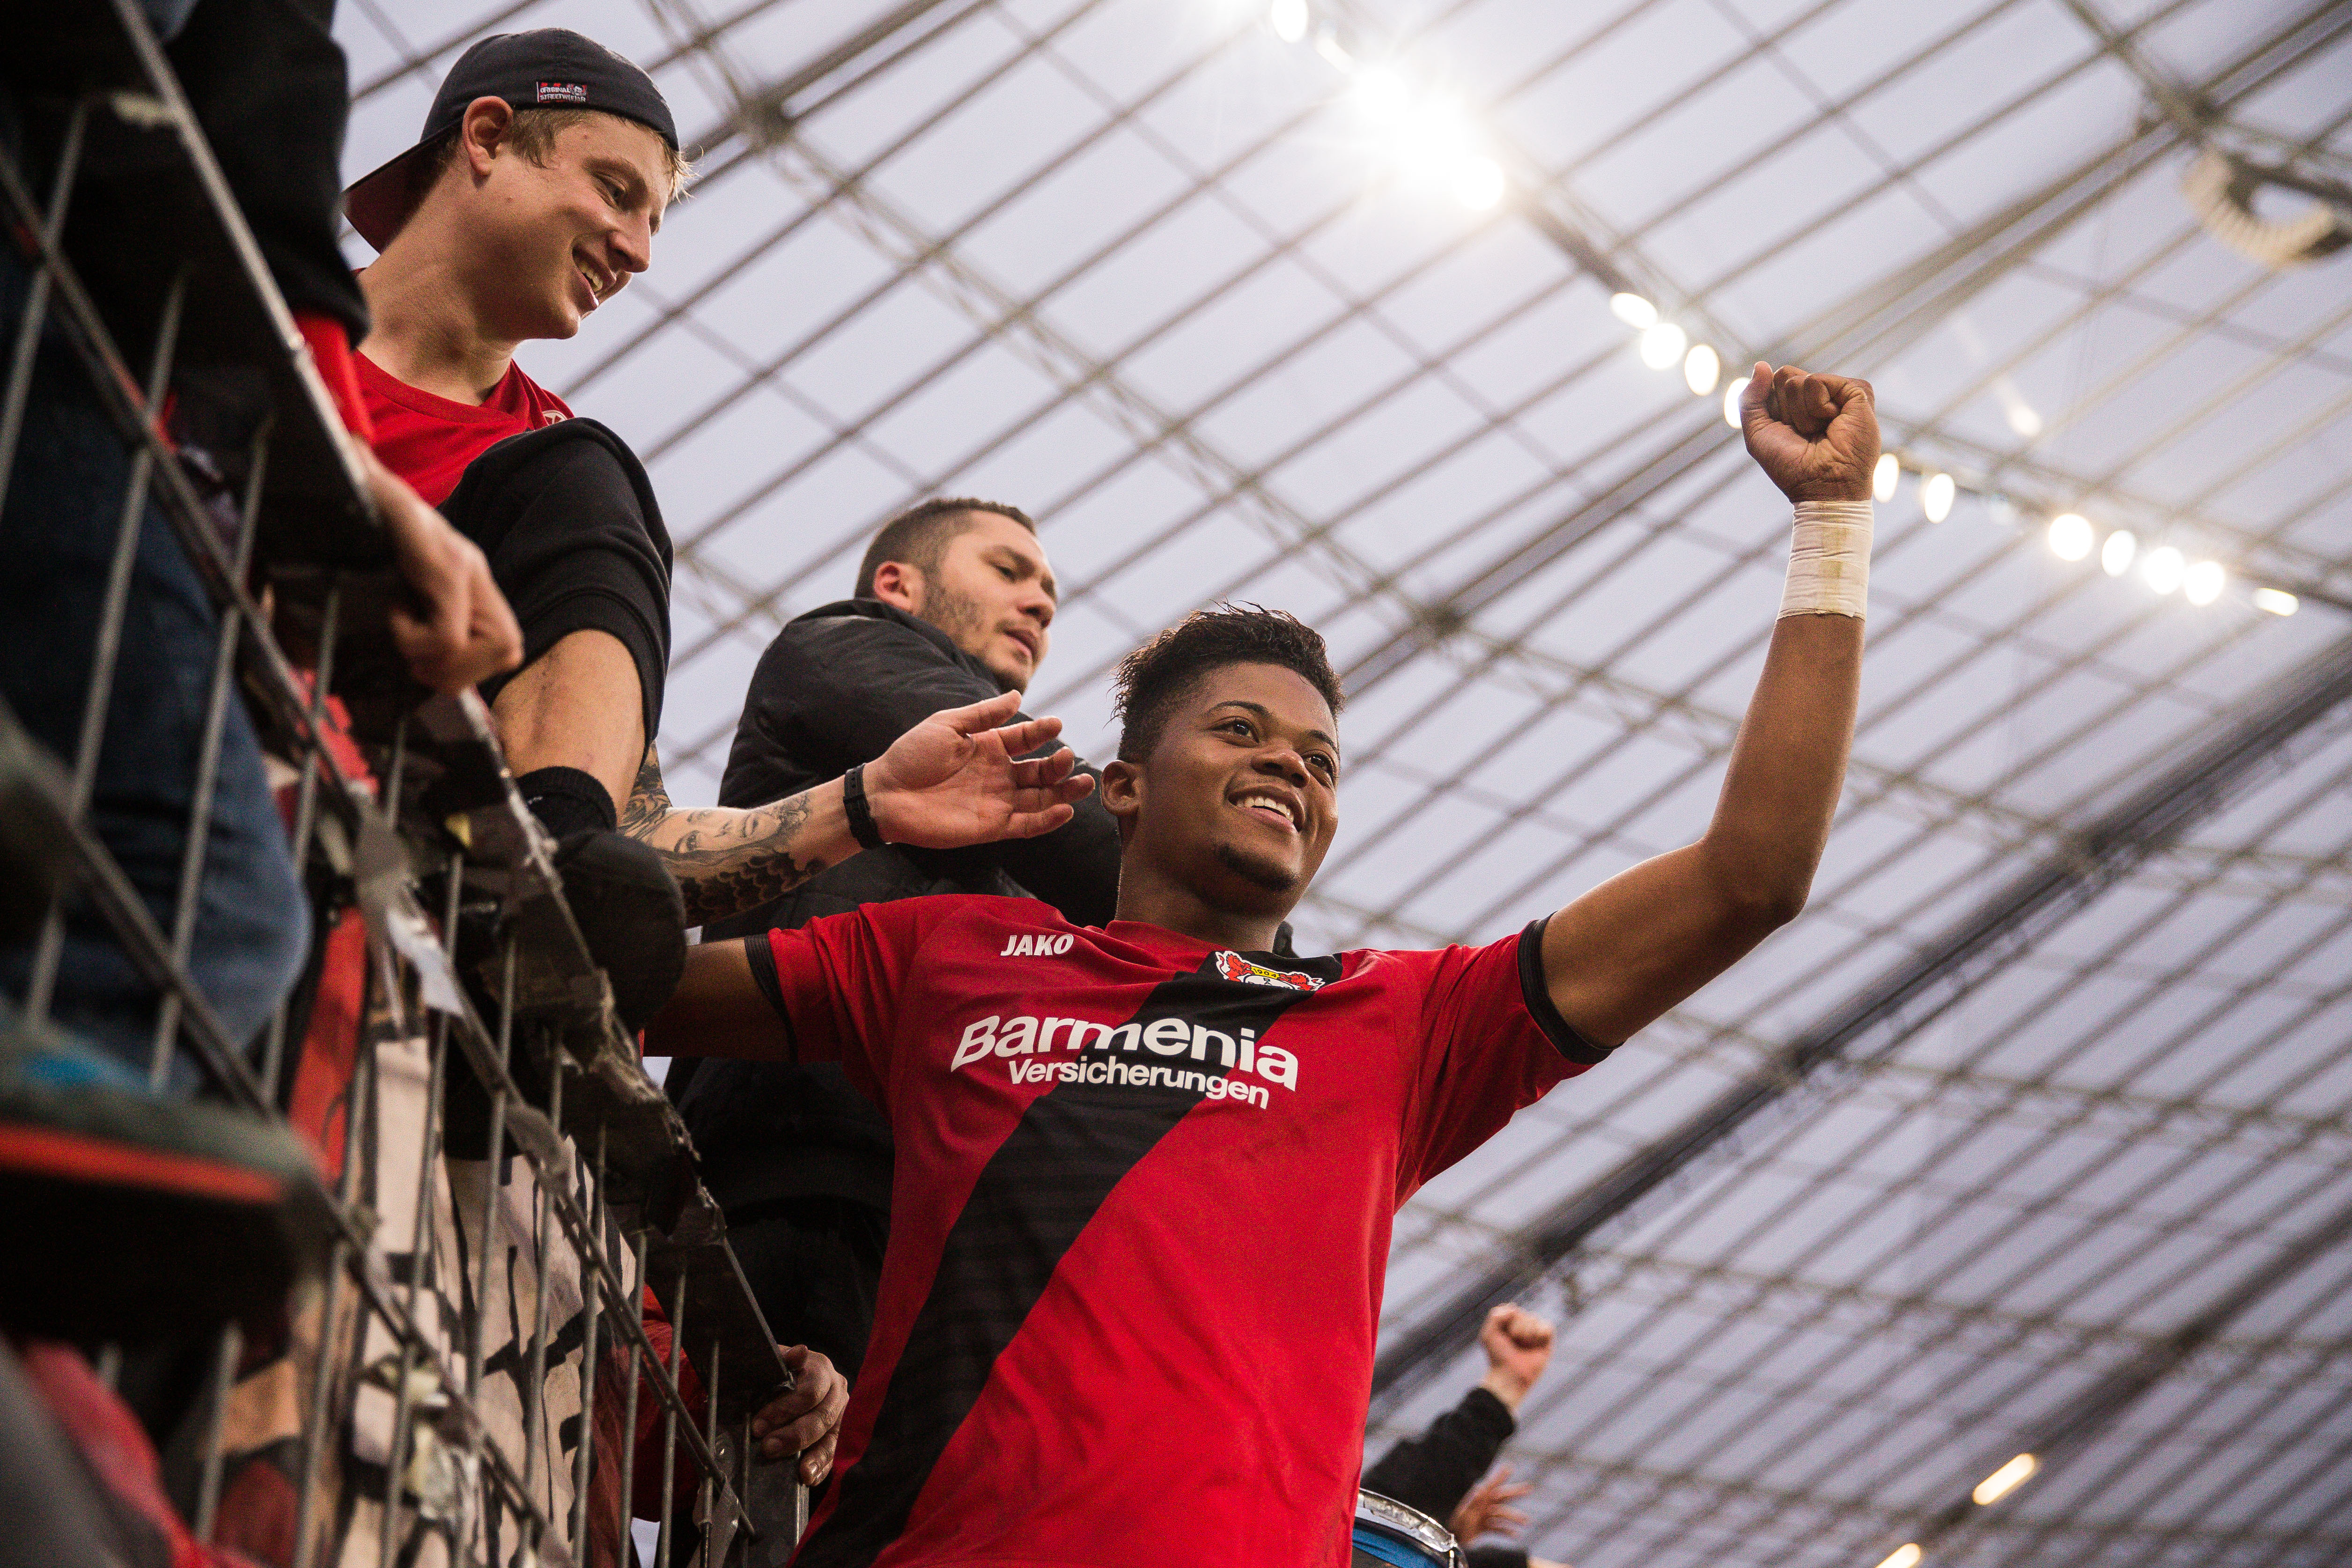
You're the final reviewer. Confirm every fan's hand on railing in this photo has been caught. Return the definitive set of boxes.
[752,1344,848,1485]
[359,444,523,693]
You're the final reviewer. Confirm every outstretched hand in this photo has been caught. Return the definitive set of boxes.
[866,690,1098,849]
[1740,362,1879,503]
[1450,1463,1534,1544]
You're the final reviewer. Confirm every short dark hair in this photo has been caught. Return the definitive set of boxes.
[854,498,1037,598]
[1113,605,1343,764]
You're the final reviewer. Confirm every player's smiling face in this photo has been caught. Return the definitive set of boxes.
[1120,662,1341,916]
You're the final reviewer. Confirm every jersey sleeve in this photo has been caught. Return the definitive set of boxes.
[739,898,944,1106]
[1396,918,1613,1198]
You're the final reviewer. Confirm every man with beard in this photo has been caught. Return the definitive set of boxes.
[649,362,1877,1566]
[665,499,1121,1420]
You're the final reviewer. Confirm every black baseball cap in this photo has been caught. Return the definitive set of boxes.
[342,29,679,251]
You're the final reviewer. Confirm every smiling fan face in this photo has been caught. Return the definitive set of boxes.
[462,109,670,343]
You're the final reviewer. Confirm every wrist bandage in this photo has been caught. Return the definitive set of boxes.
[1780,500,1873,619]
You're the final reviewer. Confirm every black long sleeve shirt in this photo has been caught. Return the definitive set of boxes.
[1362,1386,1532,1568]
[671,599,1121,1214]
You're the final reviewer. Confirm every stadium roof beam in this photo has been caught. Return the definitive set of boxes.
[1366,624,2352,1419]
[1342,0,2352,698]
[1882,1180,2352,1562]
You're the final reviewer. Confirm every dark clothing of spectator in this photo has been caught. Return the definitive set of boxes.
[434,419,674,748]
[0,0,346,1069]
[669,599,1121,1378]
[1363,1385,1531,1568]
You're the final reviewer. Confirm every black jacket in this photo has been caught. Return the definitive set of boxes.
[671,600,1121,1213]
[1363,1386,1531,1568]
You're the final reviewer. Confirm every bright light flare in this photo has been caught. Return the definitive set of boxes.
[1454,155,1504,210]
[2048,513,2093,561]
[2254,587,2299,616]
[1723,381,1741,427]
[1922,471,1955,523]
[1352,64,1410,123]
[1610,292,1658,329]
[1639,321,1687,369]
[1684,342,1720,396]
[2101,529,2136,576]
[2144,545,2185,594]
[2006,401,2044,438]
[1872,453,1898,502]
[1973,1453,2037,1506]
[1269,0,1308,43]
[1873,1546,1922,1568]
[2184,559,2225,605]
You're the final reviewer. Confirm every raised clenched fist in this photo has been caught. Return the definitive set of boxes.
[1739,362,1880,503]
[1475,1302,1556,1410]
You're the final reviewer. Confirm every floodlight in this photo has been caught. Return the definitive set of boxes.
[1609,292,1658,329]
[1973,1453,2037,1505]
[2048,514,2092,560]
[2144,545,2185,594]
[1455,156,1504,210]
[1872,453,1898,501]
[2184,559,2225,605]
[1683,343,1720,396]
[1270,0,1308,43]
[1922,472,1955,523]
[1353,64,1409,123]
[2101,529,2136,576]
[1723,381,1741,427]
[1873,1546,1922,1568]
[1638,321,1687,369]
[2253,587,2298,616]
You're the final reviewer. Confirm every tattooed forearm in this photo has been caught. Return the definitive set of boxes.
[618,749,846,924]
[618,746,672,837]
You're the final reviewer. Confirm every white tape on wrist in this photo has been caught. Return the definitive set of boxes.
[1781,500,1873,619]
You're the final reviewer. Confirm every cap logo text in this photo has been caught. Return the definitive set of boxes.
[537,81,589,103]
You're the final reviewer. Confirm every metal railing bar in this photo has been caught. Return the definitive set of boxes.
[657,1265,688,1568]
[568,1124,609,1553]
[24,265,184,1030]
[520,1056,565,1508]
[466,936,516,1403]
[149,417,272,1086]
[0,97,88,500]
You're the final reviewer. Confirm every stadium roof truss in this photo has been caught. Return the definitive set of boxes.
[339,0,2352,1562]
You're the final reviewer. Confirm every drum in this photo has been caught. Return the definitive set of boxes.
[1351,1489,1466,1568]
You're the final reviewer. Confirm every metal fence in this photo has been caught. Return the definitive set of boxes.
[1,4,798,1563]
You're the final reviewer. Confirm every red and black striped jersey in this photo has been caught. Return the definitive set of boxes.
[739,893,1606,1568]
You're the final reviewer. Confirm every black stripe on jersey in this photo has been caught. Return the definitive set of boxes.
[796,948,1342,1568]
[1517,917,1613,1065]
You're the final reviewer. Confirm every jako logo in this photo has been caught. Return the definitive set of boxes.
[950,1012,1298,1092]
[1000,933,1075,956]
[1213,951,1323,992]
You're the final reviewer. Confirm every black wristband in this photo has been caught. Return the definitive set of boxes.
[842,763,888,851]
[516,766,618,839]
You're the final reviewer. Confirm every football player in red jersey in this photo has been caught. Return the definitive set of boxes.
[652,363,1877,1568]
